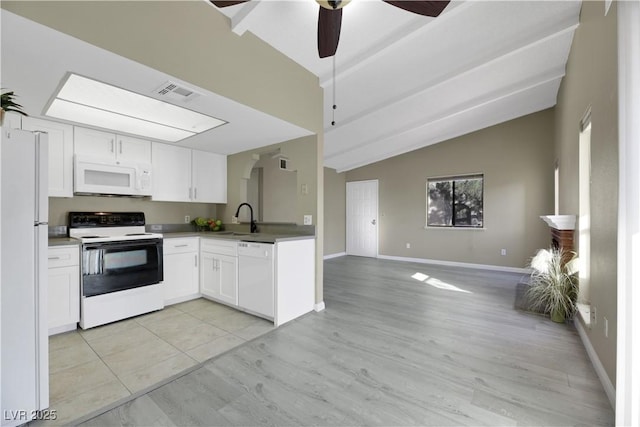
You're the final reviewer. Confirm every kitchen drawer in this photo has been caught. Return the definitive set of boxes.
[48,246,79,268]
[201,238,237,256]
[164,237,199,255]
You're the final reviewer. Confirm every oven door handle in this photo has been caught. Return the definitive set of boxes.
[83,238,163,250]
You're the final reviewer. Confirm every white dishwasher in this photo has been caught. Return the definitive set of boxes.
[237,242,274,319]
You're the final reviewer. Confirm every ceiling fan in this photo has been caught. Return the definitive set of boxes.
[210,0,451,58]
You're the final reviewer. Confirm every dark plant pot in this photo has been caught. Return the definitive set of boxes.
[551,309,565,323]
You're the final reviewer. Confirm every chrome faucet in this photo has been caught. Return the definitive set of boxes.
[235,203,258,233]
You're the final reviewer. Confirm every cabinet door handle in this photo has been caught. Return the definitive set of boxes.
[174,244,188,248]
[194,188,197,200]
[48,256,60,260]
[189,187,192,200]
[119,140,123,154]
[195,254,198,267]
[110,139,115,153]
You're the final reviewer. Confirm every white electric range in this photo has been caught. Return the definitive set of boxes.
[69,212,164,329]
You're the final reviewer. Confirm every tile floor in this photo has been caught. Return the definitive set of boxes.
[44,298,274,425]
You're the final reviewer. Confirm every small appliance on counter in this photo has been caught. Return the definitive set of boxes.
[69,211,164,329]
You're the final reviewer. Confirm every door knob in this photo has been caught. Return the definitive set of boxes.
[371,219,377,225]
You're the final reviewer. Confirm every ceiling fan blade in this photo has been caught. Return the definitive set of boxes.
[383,1,450,17]
[318,6,342,58]
[210,1,249,7]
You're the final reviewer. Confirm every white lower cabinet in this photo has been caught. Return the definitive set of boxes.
[48,246,80,335]
[163,238,200,305]
[200,238,238,306]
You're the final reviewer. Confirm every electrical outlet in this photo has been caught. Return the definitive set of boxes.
[232,216,238,224]
[184,215,190,223]
[501,249,507,256]
[604,317,608,338]
[406,243,411,249]
[303,215,312,225]
[301,184,309,195]
[150,224,162,231]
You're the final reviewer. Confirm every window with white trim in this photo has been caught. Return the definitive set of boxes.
[426,174,484,228]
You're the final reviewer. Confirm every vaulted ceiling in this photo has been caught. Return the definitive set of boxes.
[3,1,581,173]
[216,0,581,172]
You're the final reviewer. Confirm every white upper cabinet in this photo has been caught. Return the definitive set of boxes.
[151,142,191,202]
[2,111,23,129]
[152,142,227,203]
[74,127,151,164]
[117,135,152,163]
[21,116,74,198]
[191,150,227,203]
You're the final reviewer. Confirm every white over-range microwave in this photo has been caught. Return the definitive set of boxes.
[74,155,152,196]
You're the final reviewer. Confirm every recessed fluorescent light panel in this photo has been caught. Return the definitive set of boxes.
[45,74,227,142]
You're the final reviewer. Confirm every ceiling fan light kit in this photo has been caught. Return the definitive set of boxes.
[316,0,349,10]
[210,0,450,59]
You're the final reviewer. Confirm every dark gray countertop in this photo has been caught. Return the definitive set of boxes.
[48,237,80,247]
[162,231,315,243]
[48,232,315,246]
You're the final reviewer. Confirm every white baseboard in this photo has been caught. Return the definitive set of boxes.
[49,323,78,336]
[314,301,325,312]
[324,252,346,260]
[574,317,616,409]
[377,254,531,274]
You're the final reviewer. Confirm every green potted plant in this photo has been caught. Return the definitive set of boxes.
[1,90,28,125]
[525,247,579,323]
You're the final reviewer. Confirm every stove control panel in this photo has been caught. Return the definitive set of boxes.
[69,212,146,228]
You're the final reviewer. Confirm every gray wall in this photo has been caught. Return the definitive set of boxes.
[49,197,217,226]
[323,167,346,256]
[554,0,618,386]
[252,156,297,223]
[346,109,555,268]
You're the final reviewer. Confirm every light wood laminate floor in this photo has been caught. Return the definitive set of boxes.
[78,256,614,426]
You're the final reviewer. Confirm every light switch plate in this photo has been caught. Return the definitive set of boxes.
[303,215,312,225]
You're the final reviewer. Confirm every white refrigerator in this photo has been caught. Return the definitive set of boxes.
[1,127,49,426]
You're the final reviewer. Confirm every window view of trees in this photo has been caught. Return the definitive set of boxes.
[427,175,483,228]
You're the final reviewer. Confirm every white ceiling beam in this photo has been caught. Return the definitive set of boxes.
[318,0,471,86]
[230,1,263,35]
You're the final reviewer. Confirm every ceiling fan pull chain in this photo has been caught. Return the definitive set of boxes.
[332,55,337,126]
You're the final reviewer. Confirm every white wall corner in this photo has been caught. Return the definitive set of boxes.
[313,301,325,312]
[574,317,616,409]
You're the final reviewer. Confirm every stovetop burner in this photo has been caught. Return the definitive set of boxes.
[68,212,162,243]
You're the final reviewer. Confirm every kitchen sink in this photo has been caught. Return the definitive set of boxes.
[216,231,250,236]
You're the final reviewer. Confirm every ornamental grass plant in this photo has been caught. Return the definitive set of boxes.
[526,247,579,323]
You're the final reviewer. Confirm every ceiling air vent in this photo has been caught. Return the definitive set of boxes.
[154,81,200,102]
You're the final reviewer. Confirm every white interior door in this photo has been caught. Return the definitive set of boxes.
[346,180,378,257]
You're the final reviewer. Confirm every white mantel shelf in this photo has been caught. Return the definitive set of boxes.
[540,215,577,230]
